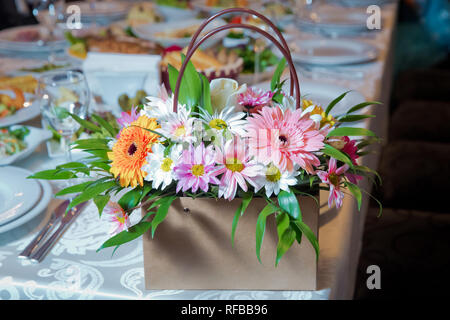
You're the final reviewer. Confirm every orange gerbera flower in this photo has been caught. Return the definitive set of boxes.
[108,115,160,188]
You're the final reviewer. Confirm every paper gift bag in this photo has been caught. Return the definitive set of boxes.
[142,195,318,290]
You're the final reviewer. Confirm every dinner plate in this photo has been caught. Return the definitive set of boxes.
[0,25,66,53]
[191,0,231,14]
[297,5,371,35]
[0,166,42,226]
[0,126,52,166]
[254,79,366,117]
[155,4,197,21]
[0,92,41,127]
[72,1,129,17]
[0,179,52,233]
[283,39,378,65]
[133,18,228,48]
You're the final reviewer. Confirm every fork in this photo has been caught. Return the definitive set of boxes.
[29,202,88,263]
[18,200,70,260]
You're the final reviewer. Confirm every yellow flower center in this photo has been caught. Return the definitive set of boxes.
[174,125,186,137]
[191,164,205,177]
[329,173,340,186]
[225,158,244,172]
[209,118,228,130]
[265,163,281,182]
[116,215,126,224]
[160,158,173,172]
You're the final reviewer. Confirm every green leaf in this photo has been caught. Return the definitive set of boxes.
[275,226,296,266]
[231,192,253,247]
[278,189,301,220]
[66,180,117,212]
[94,194,110,216]
[181,53,202,109]
[325,91,351,116]
[322,144,354,168]
[326,127,377,138]
[291,220,319,260]
[200,73,213,115]
[151,196,177,238]
[338,114,375,122]
[119,187,145,211]
[55,181,92,196]
[28,169,77,180]
[85,149,109,160]
[352,165,382,185]
[346,101,382,114]
[255,203,279,264]
[72,138,110,150]
[290,220,303,244]
[97,221,152,251]
[69,113,102,133]
[90,114,118,137]
[345,181,362,211]
[271,57,286,91]
[168,54,202,109]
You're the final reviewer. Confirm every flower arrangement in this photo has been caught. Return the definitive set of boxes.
[30,55,382,266]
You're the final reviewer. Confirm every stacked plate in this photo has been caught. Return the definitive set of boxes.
[0,166,52,233]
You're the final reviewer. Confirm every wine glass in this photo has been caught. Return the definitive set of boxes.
[38,70,90,162]
[32,0,65,63]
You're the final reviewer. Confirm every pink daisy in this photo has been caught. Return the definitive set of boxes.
[342,136,359,165]
[246,105,325,173]
[173,143,221,193]
[238,87,274,113]
[117,106,140,128]
[316,158,349,209]
[104,201,131,235]
[214,136,260,200]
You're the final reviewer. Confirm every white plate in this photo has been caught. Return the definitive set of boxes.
[72,1,129,17]
[0,166,42,226]
[133,18,228,48]
[155,4,197,21]
[297,5,371,35]
[0,179,52,233]
[0,25,67,53]
[0,126,52,166]
[191,0,231,14]
[284,39,378,65]
[254,79,366,117]
[0,93,41,127]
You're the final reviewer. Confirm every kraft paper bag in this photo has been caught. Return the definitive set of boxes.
[142,195,318,290]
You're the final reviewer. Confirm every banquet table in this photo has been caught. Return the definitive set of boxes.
[0,3,397,300]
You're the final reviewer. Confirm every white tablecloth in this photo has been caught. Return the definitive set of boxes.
[0,3,397,300]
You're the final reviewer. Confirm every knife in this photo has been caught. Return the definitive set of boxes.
[29,201,89,263]
[18,200,70,260]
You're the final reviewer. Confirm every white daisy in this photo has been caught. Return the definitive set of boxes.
[159,106,197,144]
[142,90,187,122]
[142,143,182,190]
[198,105,247,135]
[253,162,299,198]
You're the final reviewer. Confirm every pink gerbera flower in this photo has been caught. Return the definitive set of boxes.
[214,136,260,200]
[316,158,349,209]
[246,105,325,173]
[104,201,131,235]
[173,143,221,193]
[238,87,274,113]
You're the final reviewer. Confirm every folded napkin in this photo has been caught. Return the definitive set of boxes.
[82,52,161,115]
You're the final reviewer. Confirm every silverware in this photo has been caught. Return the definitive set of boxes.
[29,202,88,263]
[18,200,70,260]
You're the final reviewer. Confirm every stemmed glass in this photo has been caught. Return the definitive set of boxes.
[37,70,90,162]
[32,0,65,63]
